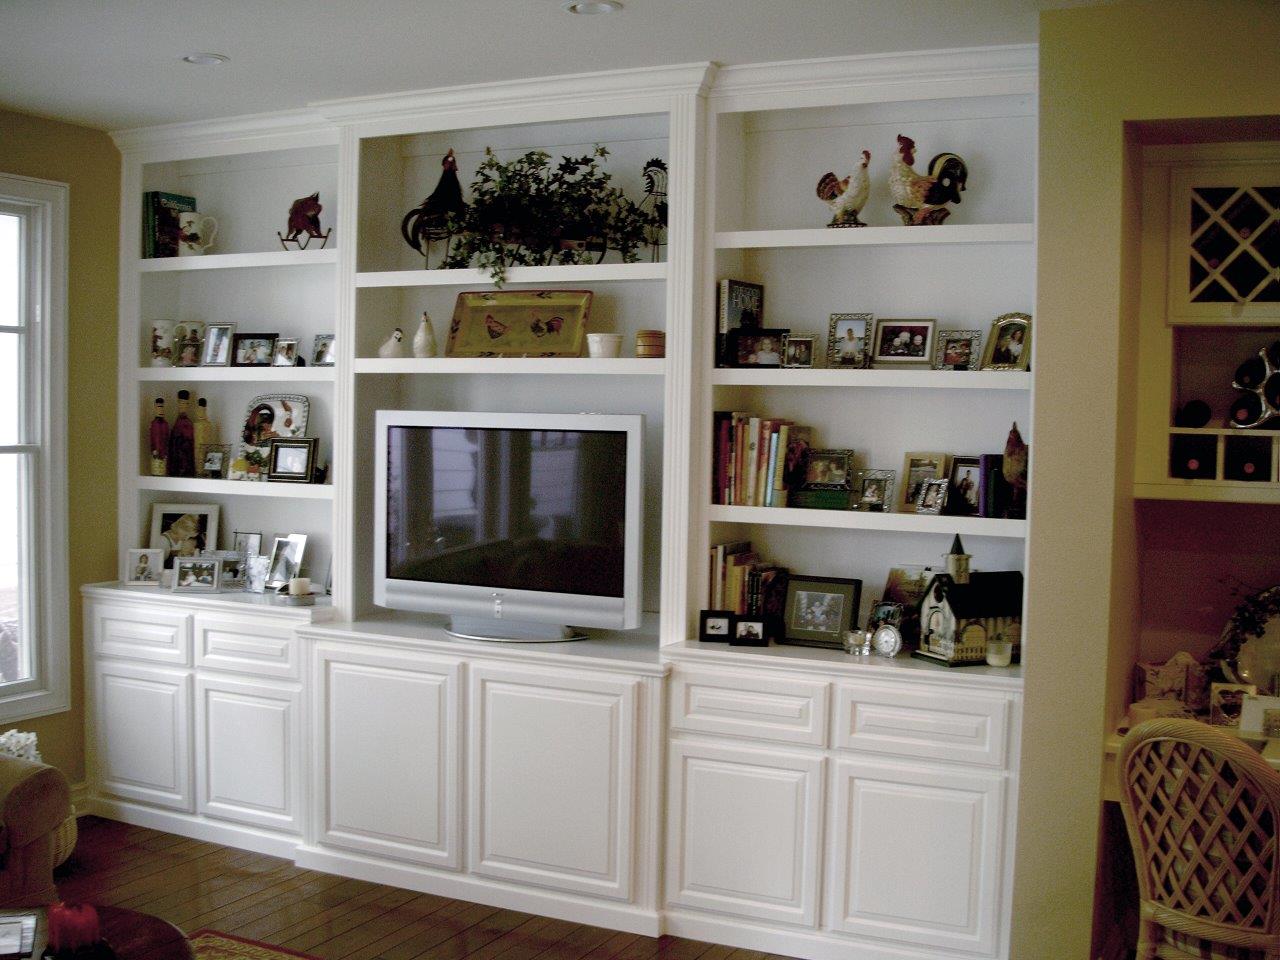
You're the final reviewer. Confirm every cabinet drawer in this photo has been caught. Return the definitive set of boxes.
[194,614,299,679]
[833,682,1010,768]
[91,603,191,666]
[670,666,829,747]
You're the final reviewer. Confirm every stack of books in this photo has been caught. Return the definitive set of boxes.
[712,412,812,507]
[708,540,789,628]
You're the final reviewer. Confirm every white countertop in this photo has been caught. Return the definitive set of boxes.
[82,581,335,623]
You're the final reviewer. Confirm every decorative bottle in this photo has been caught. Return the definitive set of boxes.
[193,397,219,470]
[148,398,169,476]
[412,312,438,358]
[166,389,196,477]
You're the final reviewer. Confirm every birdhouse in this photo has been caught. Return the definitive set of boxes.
[913,571,1023,667]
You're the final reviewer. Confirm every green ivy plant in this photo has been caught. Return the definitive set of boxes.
[442,145,658,286]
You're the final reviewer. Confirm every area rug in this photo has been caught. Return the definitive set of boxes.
[187,930,320,960]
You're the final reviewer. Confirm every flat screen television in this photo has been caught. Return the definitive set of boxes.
[374,410,644,641]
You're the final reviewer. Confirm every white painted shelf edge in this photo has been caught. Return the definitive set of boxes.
[710,368,1030,389]
[354,357,665,375]
[137,249,337,272]
[707,503,1027,538]
[82,581,335,622]
[1133,481,1280,504]
[134,367,337,382]
[356,261,667,287]
[134,476,336,499]
[714,223,1035,249]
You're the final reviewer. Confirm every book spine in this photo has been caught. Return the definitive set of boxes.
[771,423,791,507]
[745,417,760,507]
[764,431,780,507]
[716,279,729,366]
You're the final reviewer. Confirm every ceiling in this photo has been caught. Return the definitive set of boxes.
[0,0,1094,132]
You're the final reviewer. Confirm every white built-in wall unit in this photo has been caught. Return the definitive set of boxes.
[85,45,1037,960]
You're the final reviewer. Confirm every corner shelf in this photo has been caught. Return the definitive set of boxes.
[138,249,338,272]
[355,261,667,288]
[713,224,1035,250]
[134,367,337,383]
[354,357,665,375]
[707,503,1027,538]
[710,369,1030,390]
[135,476,335,500]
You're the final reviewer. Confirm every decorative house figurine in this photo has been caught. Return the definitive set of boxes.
[193,397,220,469]
[816,149,871,227]
[401,149,465,267]
[944,534,971,584]
[148,397,169,476]
[914,570,1024,667]
[378,328,406,359]
[278,192,332,250]
[166,389,196,478]
[412,312,438,358]
[889,134,968,226]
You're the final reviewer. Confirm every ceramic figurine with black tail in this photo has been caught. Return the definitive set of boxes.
[402,149,466,267]
[817,149,871,227]
[166,389,196,478]
[278,192,332,250]
[889,134,968,226]
[639,158,668,260]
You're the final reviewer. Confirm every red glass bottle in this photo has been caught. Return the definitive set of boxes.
[148,397,170,476]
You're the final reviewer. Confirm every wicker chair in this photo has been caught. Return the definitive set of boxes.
[1117,718,1280,960]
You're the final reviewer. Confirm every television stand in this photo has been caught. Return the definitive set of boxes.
[446,617,588,643]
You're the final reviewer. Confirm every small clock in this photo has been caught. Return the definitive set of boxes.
[872,624,903,658]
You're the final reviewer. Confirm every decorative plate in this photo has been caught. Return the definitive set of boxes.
[239,394,309,469]
[445,290,591,358]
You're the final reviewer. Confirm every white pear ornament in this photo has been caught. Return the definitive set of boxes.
[412,312,438,358]
[378,327,406,359]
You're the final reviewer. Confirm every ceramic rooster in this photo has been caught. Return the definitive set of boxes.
[1002,422,1029,519]
[816,150,871,227]
[401,149,466,265]
[889,135,968,226]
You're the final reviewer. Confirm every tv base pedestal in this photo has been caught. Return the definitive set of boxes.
[447,617,587,643]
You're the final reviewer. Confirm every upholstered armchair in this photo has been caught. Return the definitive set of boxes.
[0,756,73,907]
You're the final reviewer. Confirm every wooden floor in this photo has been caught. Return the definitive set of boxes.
[57,817,791,960]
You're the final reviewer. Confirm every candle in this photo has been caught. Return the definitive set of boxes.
[48,902,100,951]
[289,577,310,596]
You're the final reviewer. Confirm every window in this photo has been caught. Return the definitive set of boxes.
[0,173,68,721]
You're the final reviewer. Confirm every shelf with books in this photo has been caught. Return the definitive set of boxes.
[706,503,1027,538]
[710,368,1030,390]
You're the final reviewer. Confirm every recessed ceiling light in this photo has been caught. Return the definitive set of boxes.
[562,0,622,13]
[180,53,230,66]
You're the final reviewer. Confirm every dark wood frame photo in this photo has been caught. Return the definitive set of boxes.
[699,609,735,643]
[728,327,789,368]
[781,574,862,649]
[231,333,278,367]
[872,318,936,367]
[266,437,318,483]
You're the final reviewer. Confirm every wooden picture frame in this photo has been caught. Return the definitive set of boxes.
[872,318,935,367]
[899,452,950,512]
[781,574,862,649]
[826,313,872,368]
[980,312,1031,371]
[944,455,982,516]
[267,437,318,483]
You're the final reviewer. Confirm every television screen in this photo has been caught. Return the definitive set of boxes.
[385,426,629,598]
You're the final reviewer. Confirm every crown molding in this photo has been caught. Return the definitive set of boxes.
[110,108,336,157]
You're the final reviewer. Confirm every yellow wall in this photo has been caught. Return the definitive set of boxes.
[0,109,119,781]
[1016,3,1280,955]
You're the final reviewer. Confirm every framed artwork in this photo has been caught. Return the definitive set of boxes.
[232,333,278,367]
[933,329,982,371]
[312,334,336,367]
[872,318,935,367]
[265,534,308,589]
[200,323,235,366]
[239,394,309,470]
[781,574,862,649]
[172,556,220,592]
[852,469,895,512]
[445,289,591,358]
[826,313,872,368]
[149,503,220,568]
[233,531,262,557]
[980,312,1031,371]
[728,328,788,367]
[124,548,164,586]
[915,477,949,514]
[699,609,734,643]
[272,338,300,367]
[781,335,815,368]
[267,437,318,483]
[899,452,950,512]
[173,321,204,368]
[945,455,982,516]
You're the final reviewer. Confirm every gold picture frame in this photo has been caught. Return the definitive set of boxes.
[980,312,1031,371]
[445,289,592,358]
[899,452,950,513]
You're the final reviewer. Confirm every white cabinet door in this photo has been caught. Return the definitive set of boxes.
[469,663,638,901]
[666,739,823,927]
[315,643,462,869]
[93,661,192,811]
[827,758,1006,955]
[196,675,301,833]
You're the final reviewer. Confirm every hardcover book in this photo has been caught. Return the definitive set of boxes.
[716,279,764,367]
[143,190,197,258]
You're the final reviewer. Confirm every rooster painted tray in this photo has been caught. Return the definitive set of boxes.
[445,290,592,358]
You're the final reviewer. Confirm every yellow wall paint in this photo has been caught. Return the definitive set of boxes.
[1018,3,1280,956]
[0,109,119,781]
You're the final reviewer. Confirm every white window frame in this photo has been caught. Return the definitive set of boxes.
[0,173,69,722]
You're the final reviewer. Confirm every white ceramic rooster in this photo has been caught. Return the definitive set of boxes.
[378,328,406,359]
[816,150,871,228]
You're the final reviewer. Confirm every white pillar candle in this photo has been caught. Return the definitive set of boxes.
[289,577,310,596]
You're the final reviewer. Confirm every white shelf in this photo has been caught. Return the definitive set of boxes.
[134,367,336,383]
[707,503,1027,538]
[135,476,335,500]
[1133,481,1280,504]
[710,368,1030,390]
[354,357,665,375]
[714,224,1035,250]
[356,261,667,288]
[138,249,337,272]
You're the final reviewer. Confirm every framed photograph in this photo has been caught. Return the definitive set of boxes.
[782,575,862,649]
[233,531,262,557]
[312,334,336,367]
[272,338,300,367]
[867,600,904,631]
[728,328,788,368]
[802,449,855,491]
[125,548,164,586]
[201,444,231,480]
[266,534,308,589]
[916,477,949,514]
[852,469,895,512]
[872,319,935,367]
[200,323,235,367]
[231,333,278,367]
[933,329,982,371]
[173,321,204,368]
[149,503,220,568]
[980,312,1031,371]
[945,455,982,516]
[826,313,872,368]
[172,556,220,593]
[267,437,318,483]
[699,609,734,643]
[245,554,271,594]
[446,289,590,358]
[1210,682,1258,726]
[217,555,248,590]
[730,617,769,647]
[899,452,950,512]
[782,335,815,369]
[239,394,309,470]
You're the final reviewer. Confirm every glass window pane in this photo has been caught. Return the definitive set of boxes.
[0,333,18,446]
[0,214,17,327]
[0,454,31,684]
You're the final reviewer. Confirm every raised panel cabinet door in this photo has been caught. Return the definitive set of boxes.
[90,602,191,665]
[316,644,462,869]
[196,676,301,833]
[666,739,823,927]
[827,758,1006,955]
[93,661,192,811]
[469,664,638,901]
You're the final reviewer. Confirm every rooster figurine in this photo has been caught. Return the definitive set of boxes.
[278,193,332,250]
[889,135,968,226]
[1002,422,1029,519]
[816,150,871,227]
[401,149,466,266]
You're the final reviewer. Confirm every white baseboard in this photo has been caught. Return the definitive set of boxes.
[661,910,955,960]
[86,798,302,860]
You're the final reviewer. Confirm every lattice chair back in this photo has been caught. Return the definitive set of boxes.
[1118,718,1280,959]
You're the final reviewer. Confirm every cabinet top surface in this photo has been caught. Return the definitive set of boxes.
[82,581,335,623]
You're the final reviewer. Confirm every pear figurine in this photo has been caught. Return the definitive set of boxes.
[378,327,406,359]
[412,312,438,358]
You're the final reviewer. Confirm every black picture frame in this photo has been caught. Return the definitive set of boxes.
[231,333,278,367]
[781,574,862,649]
[730,617,768,647]
[944,455,982,516]
[727,327,789,368]
[266,437,318,483]
[699,609,735,643]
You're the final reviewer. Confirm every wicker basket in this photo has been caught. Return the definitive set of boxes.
[52,812,76,866]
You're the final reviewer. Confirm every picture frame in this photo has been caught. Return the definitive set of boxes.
[239,394,309,471]
[781,574,862,649]
[124,548,164,586]
[266,437,318,483]
[727,328,788,368]
[932,329,982,371]
[872,318,935,367]
[245,554,270,594]
[699,609,735,643]
[200,323,235,367]
[1210,682,1258,726]
[826,313,872,368]
[852,469,895,512]
[944,455,982,516]
[801,449,855,491]
[980,312,1031,371]
[172,556,220,593]
[265,534,308,589]
[217,555,248,590]
[730,617,769,647]
[233,531,263,557]
[312,334,336,367]
[272,338,300,367]
[149,503,220,569]
[446,289,591,358]
[173,321,204,368]
[781,335,815,369]
[899,452,950,512]
[867,600,904,631]
[915,477,950,514]
[232,333,278,367]
[201,444,231,480]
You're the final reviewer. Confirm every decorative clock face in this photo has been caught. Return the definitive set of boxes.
[872,624,902,658]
